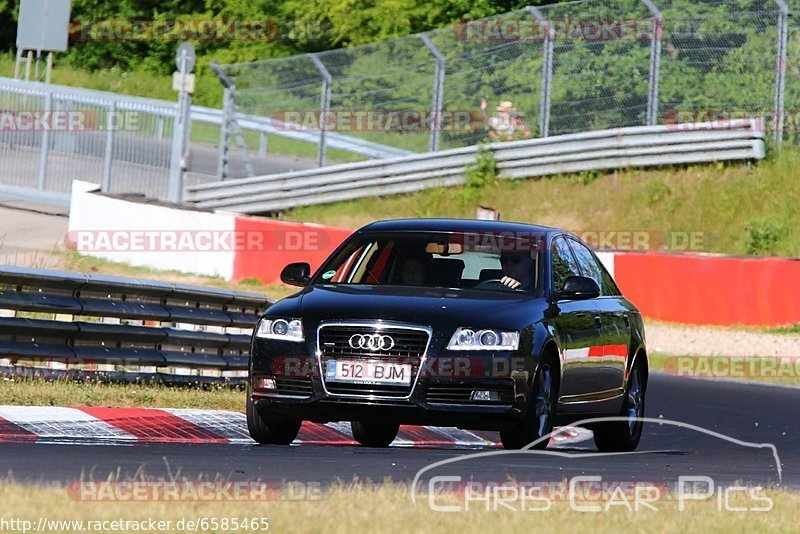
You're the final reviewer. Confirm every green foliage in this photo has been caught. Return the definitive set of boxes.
[460,144,498,204]
[743,218,788,256]
[572,169,600,186]
[465,145,497,189]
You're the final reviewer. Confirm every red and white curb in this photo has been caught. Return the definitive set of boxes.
[0,406,592,449]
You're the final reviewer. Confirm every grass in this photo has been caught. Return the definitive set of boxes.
[284,151,800,258]
[0,377,244,411]
[648,353,800,387]
[1,481,797,533]
[767,323,800,335]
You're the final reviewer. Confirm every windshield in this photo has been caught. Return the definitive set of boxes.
[312,231,545,294]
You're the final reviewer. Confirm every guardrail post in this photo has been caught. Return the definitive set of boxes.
[420,34,446,152]
[310,54,332,167]
[773,0,789,146]
[642,0,662,126]
[259,132,268,156]
[101,101,115,192]
[527,6,553,137]
[37,91,52,192]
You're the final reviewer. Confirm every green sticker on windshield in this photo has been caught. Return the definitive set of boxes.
[322,270,336,280]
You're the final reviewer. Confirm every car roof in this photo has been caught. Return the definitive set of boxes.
[358,218,562,236]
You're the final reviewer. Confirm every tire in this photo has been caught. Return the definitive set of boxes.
[351,421,400,447]
[246,392,302,445]
[500,354,558,450]
[592,358,646,452]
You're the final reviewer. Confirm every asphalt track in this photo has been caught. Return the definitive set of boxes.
[1,373,798,489]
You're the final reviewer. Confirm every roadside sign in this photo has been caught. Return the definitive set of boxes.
[172,72,196,93]
[175,42,196,72]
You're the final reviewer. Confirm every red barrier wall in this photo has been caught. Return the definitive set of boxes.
[614,252,800,326]
[230,215,799,327]
[232,217,352,284]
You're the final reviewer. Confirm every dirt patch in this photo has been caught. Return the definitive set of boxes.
[645,320,800,357]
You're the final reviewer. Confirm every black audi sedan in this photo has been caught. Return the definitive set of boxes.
[248,219,647,451]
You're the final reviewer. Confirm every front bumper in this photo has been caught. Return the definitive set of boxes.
[250,371,529,431]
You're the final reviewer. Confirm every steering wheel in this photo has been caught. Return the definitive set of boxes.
[474,278,511,290]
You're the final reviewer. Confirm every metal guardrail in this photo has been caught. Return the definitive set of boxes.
[186,120,767,214]
[0,266,273,384]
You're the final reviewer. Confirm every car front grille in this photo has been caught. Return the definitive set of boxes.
[425,382,515,406]
[317,323,430,398]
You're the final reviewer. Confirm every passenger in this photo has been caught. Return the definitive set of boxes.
[499,251,534,290]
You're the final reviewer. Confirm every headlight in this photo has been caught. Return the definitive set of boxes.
[255,318,304,342]
[447,328,519,351]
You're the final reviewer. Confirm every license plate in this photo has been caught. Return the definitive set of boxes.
[325,360,412,385]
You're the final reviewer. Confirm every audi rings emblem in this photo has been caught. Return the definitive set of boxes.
[349,334,395,351]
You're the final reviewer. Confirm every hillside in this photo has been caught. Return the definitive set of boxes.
[284,151,800,257]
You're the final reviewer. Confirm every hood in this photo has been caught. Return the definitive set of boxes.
[267,284,544,331]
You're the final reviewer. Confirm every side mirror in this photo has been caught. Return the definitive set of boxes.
[280,262,311,287]
[556,276,600,301]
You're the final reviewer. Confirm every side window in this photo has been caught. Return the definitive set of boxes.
[551,236,580,292]
[569,239,620,296]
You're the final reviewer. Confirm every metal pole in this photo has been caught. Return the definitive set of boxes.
[45,52,53,84]
[528,6,553,137]
[773,0,789,146]
[182,90,193,167]
[156,116,164,140]
[642,0,662,126]
[217,88,233,181]
[420,34,445,151]
[37,92,52,192]
[310,54,332,167]
[259,132,268,156]
[101,101,115,192]
[167,52,189,203]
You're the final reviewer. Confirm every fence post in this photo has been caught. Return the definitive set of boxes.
[217,88,233,181]
[37,91,52,192]
[420,34,445,152]
[642,0,662,126]
[527,6,553,137]
[101,101,115,193]
[156,116,165,140]
[773,0,789,146]
[310,54,332,167]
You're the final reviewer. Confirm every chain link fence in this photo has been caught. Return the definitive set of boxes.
[219,0,791,164]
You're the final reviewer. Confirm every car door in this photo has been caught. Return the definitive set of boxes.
[548,235,604,400]
[567,237,630,397]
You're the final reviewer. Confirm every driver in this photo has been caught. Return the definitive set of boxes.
[500,251,534,290]
[400,255,429,286]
